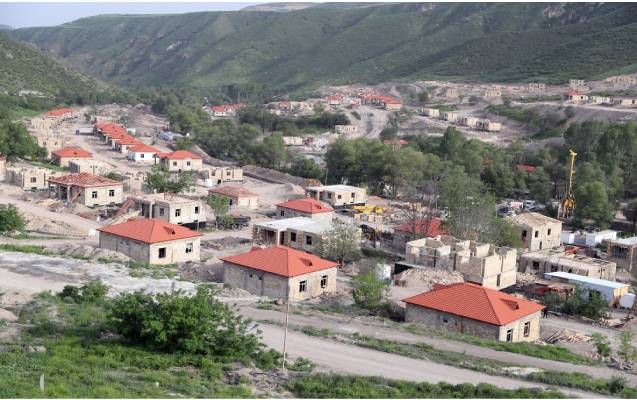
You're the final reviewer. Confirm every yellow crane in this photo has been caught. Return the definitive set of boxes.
[560,149,577,219]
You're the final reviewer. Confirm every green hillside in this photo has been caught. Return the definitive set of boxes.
[0,32,99,97]
[10,3,637,93]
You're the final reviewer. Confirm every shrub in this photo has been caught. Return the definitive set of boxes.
[287,374,565,398]
[59,281,109,303]
[108,286,266,362]
[0,203,26,235]
[352,271,389,311]
[591,333,611,358]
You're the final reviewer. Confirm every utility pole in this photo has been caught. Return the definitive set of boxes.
[281,283,291,372]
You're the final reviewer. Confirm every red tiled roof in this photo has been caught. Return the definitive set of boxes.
[394,218,444,236]
[516,164,536,173]
[48,172,122,188]
[116,136,143,145]
[403,283,544,326]
[383,139,409,145]
[129,144,159,153]
[568,91,583,96]
[43,108,74,117]
[160,150,202,160]
[52,147,93,158]
[221,245,338,277]
[209,185,258,198]
[277,198,333,214]
[97,218,202,244]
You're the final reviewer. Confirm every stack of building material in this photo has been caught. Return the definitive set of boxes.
[546,329,591,343]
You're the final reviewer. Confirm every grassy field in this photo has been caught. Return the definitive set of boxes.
[0,293,254,398]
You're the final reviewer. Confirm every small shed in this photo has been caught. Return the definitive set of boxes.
[544,271,629,305]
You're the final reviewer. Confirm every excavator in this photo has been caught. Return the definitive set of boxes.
[559,149,577,219]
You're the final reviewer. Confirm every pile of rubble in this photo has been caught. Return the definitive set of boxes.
[545,329,591,344]
[393,268,464,290]
[516,272,539,285]
[23,212,85,237]
[46,243,129,262]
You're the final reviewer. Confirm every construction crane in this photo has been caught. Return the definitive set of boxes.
[559,149,577,219]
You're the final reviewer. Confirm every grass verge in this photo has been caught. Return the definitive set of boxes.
[288,374,565,398]
[403,323,594,365]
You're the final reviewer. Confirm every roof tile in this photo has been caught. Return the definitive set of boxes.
[403,283,544,326]
[97,218,202,244]
[221,245,338,277]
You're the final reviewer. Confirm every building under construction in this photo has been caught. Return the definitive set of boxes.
[397,235,517,290]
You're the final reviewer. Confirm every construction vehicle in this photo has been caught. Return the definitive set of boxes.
[305,178,321,187]
[559,149,577,219]
[352,205,386,214]
[217,214,251,230]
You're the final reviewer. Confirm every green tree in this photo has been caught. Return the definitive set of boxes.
[623,199,637,233]
[352,271,388,311]
[0,119,46,160]
[316,223,362,264]
[109,286,269,360]
[207,194,231,229]
[574,181,613,228]
[145,165,194,194]
[0,203,26,235]
[417,91,429,105]
[591,333,611,358]
[289,157,324,180]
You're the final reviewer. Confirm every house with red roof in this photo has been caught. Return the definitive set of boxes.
[43,107,78,120]
[51,147,93,167]
[114,136,144,154]
[209,185,259,210]
[98,218,202,264]
[276,198,334,221]
[392,218,445,249]
[515,164,537,174]
[222,245,338,300]
[48,172,123,207]
[403,282,544,342]
[127,144,160,163]
[158,150,203,172]
[566,91,589,103]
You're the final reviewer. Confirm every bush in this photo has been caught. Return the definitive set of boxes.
[108,286,266,362]
[59,281,109,303]
[352,272,389,311]
[0,203,26,235]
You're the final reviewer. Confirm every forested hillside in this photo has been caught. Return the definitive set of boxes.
[11,3,637,93]
[0,32,99,97]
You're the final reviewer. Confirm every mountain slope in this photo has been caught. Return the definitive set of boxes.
[0,32,99,96]
[10,3,637,92]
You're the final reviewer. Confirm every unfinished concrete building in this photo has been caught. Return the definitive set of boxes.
[421,108,440,118]
[48,173,123,208]
[252,217,333,254]
[518,249,617,281]
[132,193,207,228]
[476,120,502,132]
[508,212,562,251]
[607,237,637,272]
[305,184,367,208]
[402,235,517,290]
[200,167,243,186]
[6,165,60,190]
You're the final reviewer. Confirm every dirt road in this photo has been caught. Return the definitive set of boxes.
[256,324,603,398]
[0,190,100,236]
[241,306,637,385]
